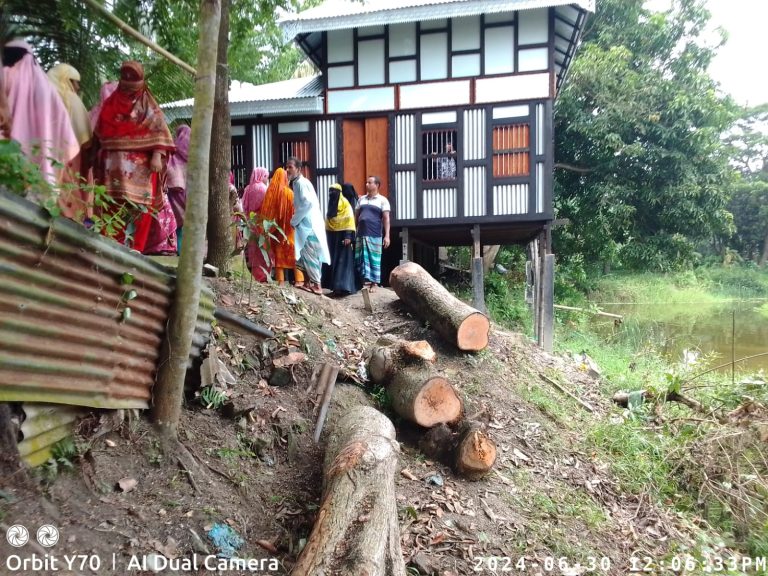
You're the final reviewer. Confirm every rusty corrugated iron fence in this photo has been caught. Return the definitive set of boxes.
[0,190,214,412]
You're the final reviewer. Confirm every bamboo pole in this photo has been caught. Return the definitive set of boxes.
[81,0,197,76]
[554,304,623,320]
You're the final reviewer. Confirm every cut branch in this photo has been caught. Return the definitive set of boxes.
[419,421,497,480]
[390,262,489,352]
[292,402,406,575]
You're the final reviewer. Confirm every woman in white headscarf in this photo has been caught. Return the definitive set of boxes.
[47,63,95,219]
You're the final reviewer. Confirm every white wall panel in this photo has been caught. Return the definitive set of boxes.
[484,26,515,74]
[327,30,353,63]
[327,87,395,113]
[423,187,457,219]
[493,184,528,215]
[463,108,485,161]
[518,48,549,72]
[452,16,480,51]
[315,120,336,170]
[253,124,271,170]
[395,114,415,164]
[536,162,545,213]
[389,22,416,57]
[536,103,545,155]
[358,39,385,86]
[518,9,549,45]
[395,171,416,220]
[420,33,448,80]
[463,166,486,217]
[475,73,550,103]
[400,80,470,109]
[328,65,354,88]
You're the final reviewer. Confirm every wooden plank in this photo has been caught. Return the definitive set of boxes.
[541,254,554,352]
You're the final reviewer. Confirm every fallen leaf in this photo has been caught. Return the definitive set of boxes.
[400,469,418,481]
[256,539,278,554]
[513,448,531,461]
[331,319,344,327]
[117,478,137,493]
[273,352,306,368]
[105,439,116,448]
[220,294,235,306]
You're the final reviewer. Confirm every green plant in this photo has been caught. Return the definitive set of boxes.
[199,386,227,410]
[40,436,79,482]
[0,139,49,197]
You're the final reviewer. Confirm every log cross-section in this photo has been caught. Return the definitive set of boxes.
[291,405,406,576]
[389,262,490,352]
[369,340,463,427]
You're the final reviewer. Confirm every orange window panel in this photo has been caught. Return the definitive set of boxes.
[492,123,530,177]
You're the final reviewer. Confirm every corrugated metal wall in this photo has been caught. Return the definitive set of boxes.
[253,124,272,171]
[493,184,529,215]
[463,109,486,161]
[463,166,486,217]
[536,163,545,213]
[0,191,214,410]
[315,120,337,170]
[423,187,457,219]
[315,174,337,214]
[395,171,416,220]
[536,103,545,156]
[395,114,415,164]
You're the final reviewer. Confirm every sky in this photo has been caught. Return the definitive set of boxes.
[646,0,766,107]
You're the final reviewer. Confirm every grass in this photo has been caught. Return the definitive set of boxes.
[455,264,768,558]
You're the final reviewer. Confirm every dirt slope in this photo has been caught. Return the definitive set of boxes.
[0,279,701,576]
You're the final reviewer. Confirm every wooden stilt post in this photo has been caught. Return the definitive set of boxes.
[541,254,554,352]
[471,225,486,313]
[535,233,545,346]
[400,227,412,265]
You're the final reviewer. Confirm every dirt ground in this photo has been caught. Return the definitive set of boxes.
[0,277,706,575]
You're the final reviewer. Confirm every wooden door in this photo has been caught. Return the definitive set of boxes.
[342,117,389,197]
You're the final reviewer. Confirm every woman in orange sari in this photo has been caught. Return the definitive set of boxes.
[94,61,174,251]
[259,168,303,285]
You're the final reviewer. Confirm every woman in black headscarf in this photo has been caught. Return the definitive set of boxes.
[322,182,359,295]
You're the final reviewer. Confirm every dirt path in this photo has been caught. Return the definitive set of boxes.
[0,280,696,575]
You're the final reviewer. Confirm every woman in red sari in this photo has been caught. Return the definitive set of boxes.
[94,61,174,251]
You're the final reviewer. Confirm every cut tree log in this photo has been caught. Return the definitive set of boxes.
[390,261,490,352]
[369,340,463,427]
[419,420,497,480]
[292,392,406,576]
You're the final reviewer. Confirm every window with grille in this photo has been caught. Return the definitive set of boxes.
[279,140,311,178]
[492,123,530,177]
[422,129,457,182]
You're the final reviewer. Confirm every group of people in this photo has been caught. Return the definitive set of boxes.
[241,161,390,296]
[1,40,189,255]
[2,41,393,289]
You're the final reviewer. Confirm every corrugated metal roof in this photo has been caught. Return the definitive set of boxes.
[0,190,214,410]
[280,0,595,38]
[162,76,324,122]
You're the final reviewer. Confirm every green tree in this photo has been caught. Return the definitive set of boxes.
[553,0,738,272]
[153,0,220,438]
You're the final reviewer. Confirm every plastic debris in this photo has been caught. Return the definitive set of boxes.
[207,523,244,558]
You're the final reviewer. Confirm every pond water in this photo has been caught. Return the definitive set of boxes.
[594,301,768,375]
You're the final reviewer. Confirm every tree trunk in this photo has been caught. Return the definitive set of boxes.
[389,262,490,352]
[482,245,500,274]
[0,403,23,482]
[760,230,768,267]
[369,340,462,427]
[419,421,497,480]
[292,397,406,575]
[206,0,233,275]
[152,0,221,438]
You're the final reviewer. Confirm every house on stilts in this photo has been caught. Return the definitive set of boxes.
[163,0,593,350]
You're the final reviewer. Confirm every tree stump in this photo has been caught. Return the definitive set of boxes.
[419,421,497,480]
[292,393,406,576]
[390,261,489,351]
[369,340,463,427]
